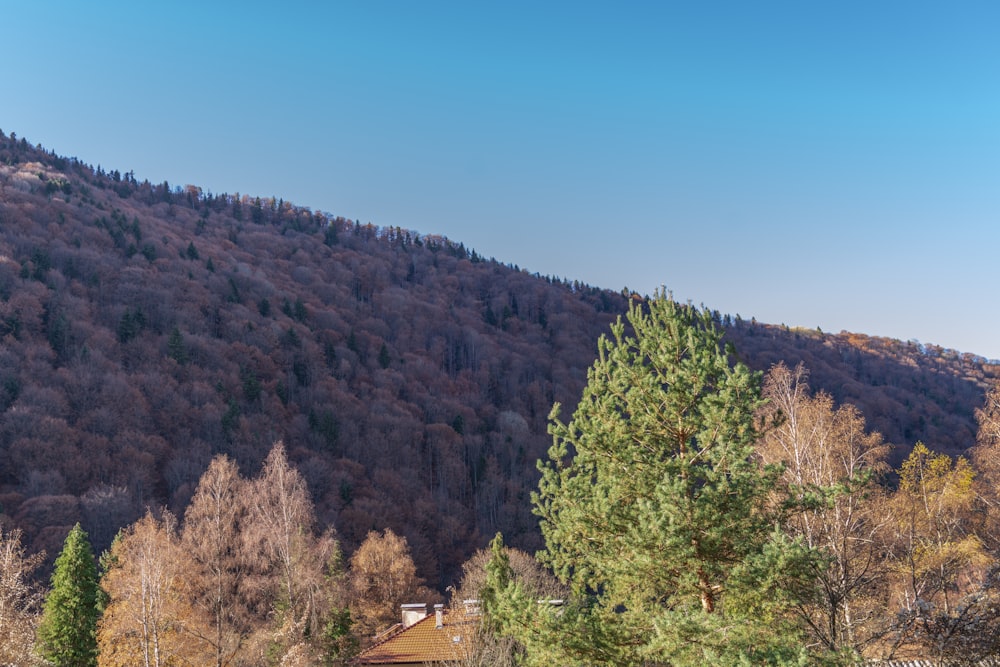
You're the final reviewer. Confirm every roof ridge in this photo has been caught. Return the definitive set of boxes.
[355,613,436,658]
[353,609,476,665]
[366,621,407,648]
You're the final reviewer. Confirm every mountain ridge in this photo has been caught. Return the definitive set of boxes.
[1,130,996,586]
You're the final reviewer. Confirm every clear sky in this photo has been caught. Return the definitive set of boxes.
[4,2,999,359]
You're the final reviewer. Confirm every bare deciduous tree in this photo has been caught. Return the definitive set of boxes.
[241,442,343,664]
[244,442,313,614]
[182,455,248,667]
[0,527,44,666]
[975,381,1000,454]
[758,362,892,658]
[444,544,563,667]
[452,545,565,606]
[971,382,1000,555]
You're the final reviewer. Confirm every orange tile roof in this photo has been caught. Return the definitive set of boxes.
[353,609,478,665]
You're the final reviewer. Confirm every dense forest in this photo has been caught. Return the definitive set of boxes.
[485,301,1000,665]
[0,129,997,593]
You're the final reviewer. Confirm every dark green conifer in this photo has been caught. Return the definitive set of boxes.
[167,326,188,365]
[488,293,827,666]
[36,523,100,667]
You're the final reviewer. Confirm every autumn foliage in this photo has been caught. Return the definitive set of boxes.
[3,130,1000,662]
[96,443,353,665]
[0,131,636,586]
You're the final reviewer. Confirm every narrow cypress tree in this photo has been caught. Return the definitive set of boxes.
[37,523,100,667]
[167,325,188,365]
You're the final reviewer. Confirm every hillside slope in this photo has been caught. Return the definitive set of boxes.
[1,131,996,585]
[727,321,995,464]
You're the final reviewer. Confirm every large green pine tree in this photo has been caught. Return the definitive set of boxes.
[37,523,100,667]
[486,294,830,666]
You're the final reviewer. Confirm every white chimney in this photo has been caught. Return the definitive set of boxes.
[434,603,444,629]
[401,603,428,628]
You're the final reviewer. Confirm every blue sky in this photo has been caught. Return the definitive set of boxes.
[5,2,999,359]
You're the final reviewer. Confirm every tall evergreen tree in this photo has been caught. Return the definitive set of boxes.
[487,294,830,666]
[167,326,188,365]
[37,523,100,667]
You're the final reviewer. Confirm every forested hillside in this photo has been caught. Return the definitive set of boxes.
[0,130,996,587]
[727,321,997,464]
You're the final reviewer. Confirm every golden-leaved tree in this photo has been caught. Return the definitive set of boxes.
[181,454,248,667]
[100,443,355,666]
[348,529,439,638]
[891,443,986,613]
[97,511,213,667]
[886,442,992,661]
